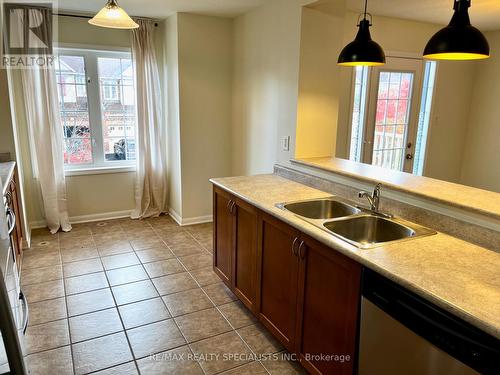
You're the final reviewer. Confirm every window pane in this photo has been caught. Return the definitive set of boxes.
[55,55,93,166]
[98,57,136,162]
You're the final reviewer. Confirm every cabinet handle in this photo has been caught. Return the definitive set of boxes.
[6,208,16,236]
[292,237,299,256]
[298,241,306,259]
[229,201,236,215]
[226,200,232,212]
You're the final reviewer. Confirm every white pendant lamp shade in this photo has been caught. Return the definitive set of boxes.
[89,0,139,29]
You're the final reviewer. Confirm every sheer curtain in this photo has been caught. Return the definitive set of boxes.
[131,19,167,219]
[10,7,71,233]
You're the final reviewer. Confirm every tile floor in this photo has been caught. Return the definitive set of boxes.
[22,215,305,375]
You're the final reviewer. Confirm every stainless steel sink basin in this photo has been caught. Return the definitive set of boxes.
[324,216,417,248]
[282,198,361,220]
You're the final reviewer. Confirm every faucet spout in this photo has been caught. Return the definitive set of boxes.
[358,183,382,212]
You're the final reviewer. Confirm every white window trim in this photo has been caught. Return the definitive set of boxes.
[55,47,137,174]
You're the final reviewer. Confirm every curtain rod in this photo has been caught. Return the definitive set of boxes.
[53,12,159,26]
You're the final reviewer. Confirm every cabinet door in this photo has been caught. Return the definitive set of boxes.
[213,187,233,286]
[258,213,300,352]
[295,234,361,375]
[232,198,258,312]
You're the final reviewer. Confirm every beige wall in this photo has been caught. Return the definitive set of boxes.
[232,0,305,175]
[460,30,500,192]
[177,13,233,220]
[295,6,344,159]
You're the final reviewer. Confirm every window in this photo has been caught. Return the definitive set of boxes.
[55,48,137,170]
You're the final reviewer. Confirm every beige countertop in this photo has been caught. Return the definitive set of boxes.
[211,174,500,339]
[292,157,500,220]
[0,162,15,196]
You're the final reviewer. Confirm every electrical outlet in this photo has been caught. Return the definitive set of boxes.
[282,136,290,151]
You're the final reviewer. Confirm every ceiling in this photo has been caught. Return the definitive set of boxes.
[346,0,500,30]
[56,0,270,19]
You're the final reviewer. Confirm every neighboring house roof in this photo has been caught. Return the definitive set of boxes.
[57,55,133,80]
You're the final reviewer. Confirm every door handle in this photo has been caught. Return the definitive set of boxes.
[292,237,299,256]
[298,241,306,259]
[19,291,29,334]
[6,208,16,236]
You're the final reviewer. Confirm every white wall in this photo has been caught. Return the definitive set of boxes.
[460,30,500,192]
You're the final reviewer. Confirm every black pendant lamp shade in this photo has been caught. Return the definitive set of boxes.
[424,0,489,60]
[338,18,386,67]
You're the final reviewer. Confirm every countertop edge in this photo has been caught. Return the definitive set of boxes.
[291,158,500,221]
[0,162,16,196]
[210,177,500,340]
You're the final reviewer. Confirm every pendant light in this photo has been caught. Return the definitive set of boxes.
[338,0,385,67]
[423,0,489,60]
[89,0,139,29]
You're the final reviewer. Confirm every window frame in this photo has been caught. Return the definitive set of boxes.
[55,47,137,173]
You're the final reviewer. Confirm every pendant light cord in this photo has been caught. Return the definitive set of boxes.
[364,0,368,19]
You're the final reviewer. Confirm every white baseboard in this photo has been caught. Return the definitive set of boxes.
[29,209,133,230]
[168,207,213,226]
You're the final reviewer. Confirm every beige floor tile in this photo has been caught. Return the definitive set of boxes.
[135,246,175,263]
[63,258,103,278]
[60,237,95,252]
[190,331,252,374]
[237,323,283,355]
[261,351,306,374]
[174,307,232,343]
[31,228,59,241]
[152,272,198,296]
[102,253,140,270]
[61,247,99,263]
[67,288,115,316]
[112,279,158,305]
[178,253,212,271]
[22,249,61,270]
[143,259,184,278]
[21,264,62,286]
[93,233,124,246]
[160,231,193,246]
[137,345,203,375]
[106,264,148,286]
[218,301,257,329]
[23,279,65,303]
[26,345,73,375]
[92,362,138,375]
[118,297,170,329]
[219,361,268,374]
[189,267,221,286]
[72,332,133,375]
[69,307,123,342]
[162,288,213,317]
[129,236,165,251]
[169,244,206,258]
[64,272,109,295]
[127,319,186,359]
[28,297,67,326]
[98,241,134,257]
[25,319,70,355]
[202,282,237,305]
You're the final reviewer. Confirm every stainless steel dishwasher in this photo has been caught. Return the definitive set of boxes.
[358,269,499,375]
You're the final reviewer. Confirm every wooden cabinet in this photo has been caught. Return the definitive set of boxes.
[295,234,361,375]
[213,186,258,311]
[232,199,258,311]
[213,188,233,286]
[212,185,362,374]
[4,166,24,268]
[258,213,301,352]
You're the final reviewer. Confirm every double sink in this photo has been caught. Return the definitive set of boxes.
[276,197,436,249]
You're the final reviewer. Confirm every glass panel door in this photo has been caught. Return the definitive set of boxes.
[363,57,424,173]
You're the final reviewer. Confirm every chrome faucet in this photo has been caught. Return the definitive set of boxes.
[359,183,382,213]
